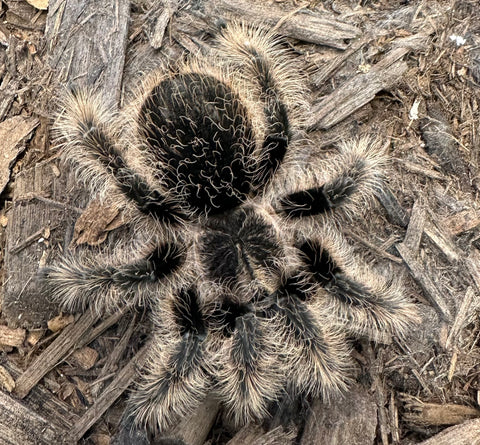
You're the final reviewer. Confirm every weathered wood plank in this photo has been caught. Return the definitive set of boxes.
[0,390,67,445]
[3,0,131,328]
[300,385,377,445]
[418,417,480,445]
[45,0,130,105]
[3,158,86,327]
[206,0,361,49]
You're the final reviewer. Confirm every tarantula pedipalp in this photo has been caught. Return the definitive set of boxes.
[42,23,418,434]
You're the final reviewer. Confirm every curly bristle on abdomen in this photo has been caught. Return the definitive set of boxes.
[138,71,258,217]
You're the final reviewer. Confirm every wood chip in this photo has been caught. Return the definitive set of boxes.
[70,343,150,442]
[0,115,39,195]
[26,329,45,346]
[445,287,479,350]
[396,243,452,321]
[445,209,480,235]
[402,201,426,253]
[69,346,99,371]
[403,395,480,426]
[25,0,48,10]
[15,309,100,399]
[47,314,75,332]
[0,325,26,347]
[0,365,16,392]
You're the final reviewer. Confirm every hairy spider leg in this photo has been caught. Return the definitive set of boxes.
[215,310,285,425]
[298,238,418,340]
[215,24,293,190]
[138,72,257,216]
[128,288,213,432]
[41,243,185,314]
[56,88,187,225]
[265,283,351,399]
[275,136,386,219]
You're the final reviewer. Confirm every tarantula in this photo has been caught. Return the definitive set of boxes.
[42,23,418,436]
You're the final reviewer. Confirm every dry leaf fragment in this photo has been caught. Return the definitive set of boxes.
[0,116,39,195]
[72,199,124,247]
[70,346,99,370]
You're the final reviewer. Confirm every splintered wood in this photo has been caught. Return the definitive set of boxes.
[14,309,100,399]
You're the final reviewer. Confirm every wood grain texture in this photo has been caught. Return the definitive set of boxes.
[3,158,86,327]
[46,0,130,105]
[14,309,99,399]
[0,390,67,445]
[418,417,480,445]
[2,0,130,328]
[206,0,360,49]
[301,385,377,445]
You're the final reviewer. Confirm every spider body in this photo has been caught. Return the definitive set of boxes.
[42,23,418,437]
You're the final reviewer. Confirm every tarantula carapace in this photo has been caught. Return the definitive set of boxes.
[42,23,418,435]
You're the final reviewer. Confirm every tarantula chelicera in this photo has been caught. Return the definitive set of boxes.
[42,23,418,434]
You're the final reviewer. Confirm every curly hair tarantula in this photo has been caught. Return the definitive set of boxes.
[42,23,418,437]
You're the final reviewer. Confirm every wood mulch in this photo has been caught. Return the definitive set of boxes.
[1,0,480,444]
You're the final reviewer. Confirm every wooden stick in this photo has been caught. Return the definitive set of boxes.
[70,343,150,441]
[206,0,361,49]
[15,309,100,399]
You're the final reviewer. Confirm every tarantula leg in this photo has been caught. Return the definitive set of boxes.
[275,136,387,218]
[215,310,284,425]
[266,289,351,399]
[215,24,295,188]
[127,288,212,433]
[56,88,187,225]
[276,177,356,218]
[298,239,418,340]
[41,243,185,314]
